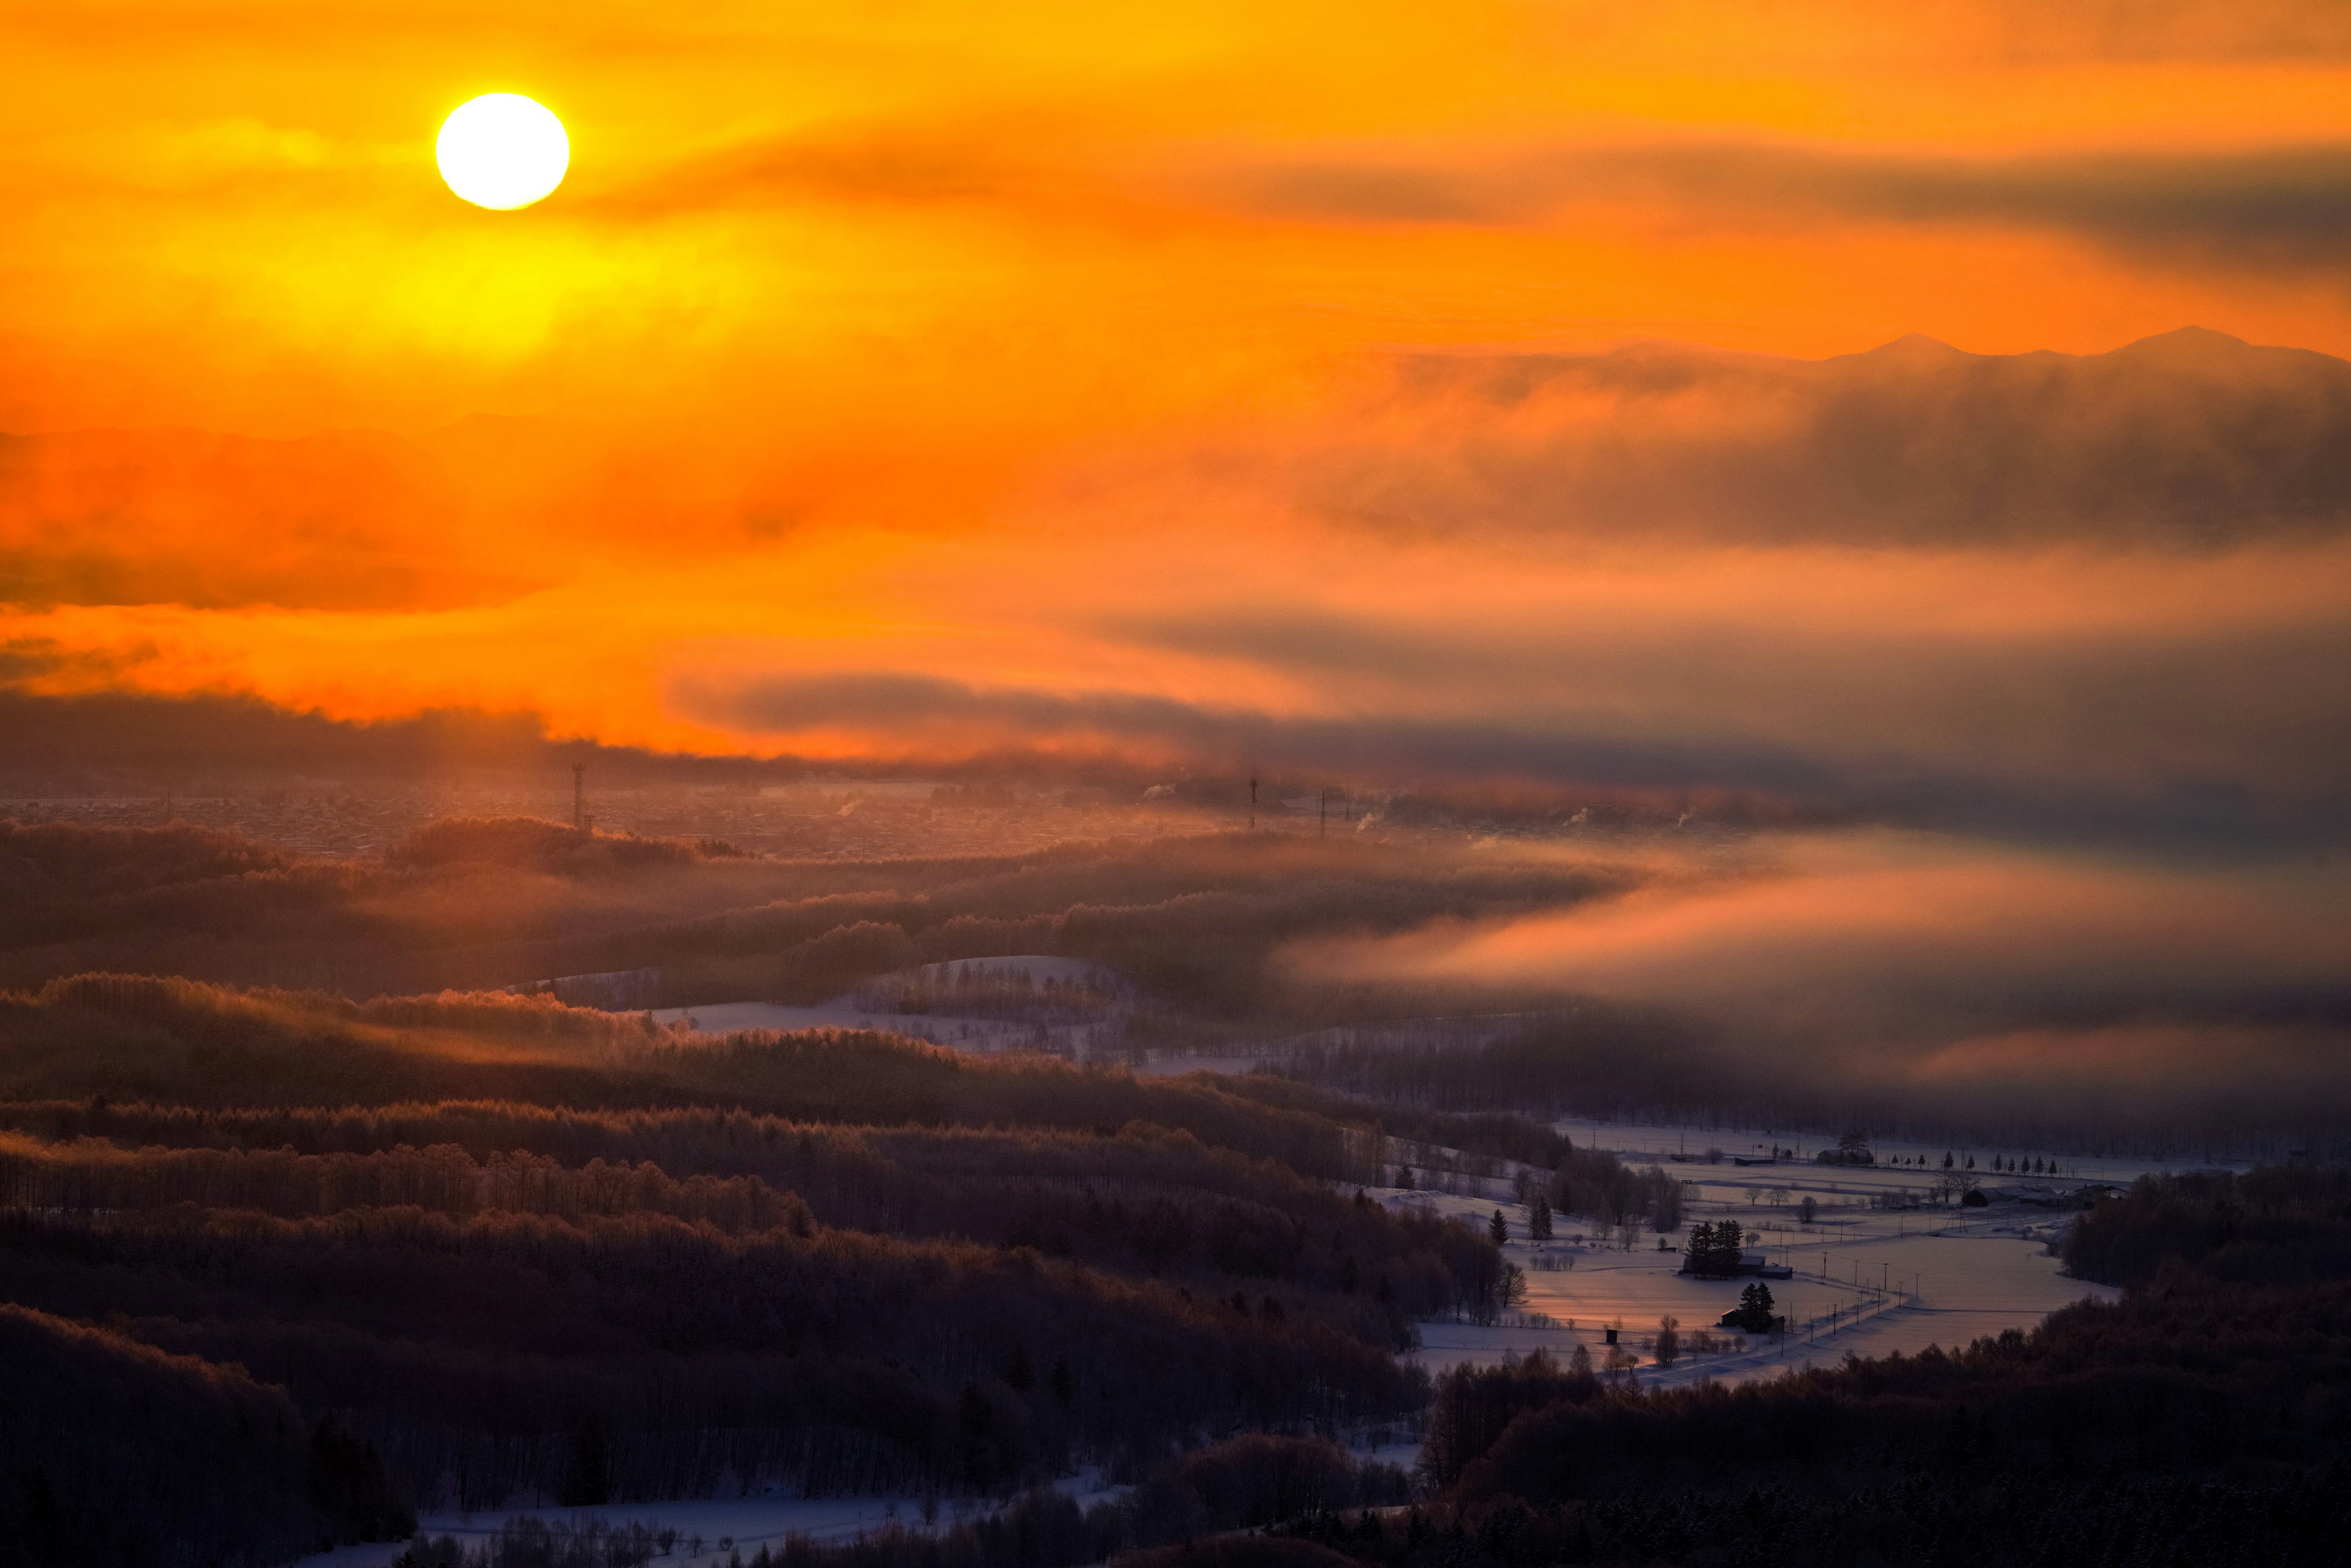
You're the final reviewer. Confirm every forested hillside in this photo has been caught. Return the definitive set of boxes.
[0,937,1614,1561]
[0,1302,407,1567]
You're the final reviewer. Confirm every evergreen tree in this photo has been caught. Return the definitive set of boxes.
[1490,1209,1510,1246]
[559,1417,612,1507]
[1683,1220,1715,1274]
[1530,1194,1554,1242]
[957,1384,1000,1490]
[1684,1220,1744,1276]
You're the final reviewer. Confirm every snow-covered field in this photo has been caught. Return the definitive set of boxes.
[294,1472,1132,1568]
[1379,1113,2240,1388]
[1552,1116,2251,1187]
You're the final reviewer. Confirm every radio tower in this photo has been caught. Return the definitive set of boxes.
[572,763,586,831]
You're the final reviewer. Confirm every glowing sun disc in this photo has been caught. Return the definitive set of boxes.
[436,93,569,209]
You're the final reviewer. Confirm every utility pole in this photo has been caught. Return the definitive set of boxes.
[572,763,586,831]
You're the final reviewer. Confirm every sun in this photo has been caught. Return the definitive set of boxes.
[436,93,569,210]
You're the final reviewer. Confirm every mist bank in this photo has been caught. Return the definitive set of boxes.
[1277,830,2351,1150]
[4,816,2342,1148]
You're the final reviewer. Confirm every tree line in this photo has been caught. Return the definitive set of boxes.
[2,973,1556,1182]
[0,1300,408,1568]
[0,1114,1490,1314]
[0,1199,1426,1513]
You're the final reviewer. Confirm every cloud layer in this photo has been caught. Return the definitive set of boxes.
[1283,831,2351,1125]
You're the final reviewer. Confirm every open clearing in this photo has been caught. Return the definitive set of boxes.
[1381,1114,2244,1387]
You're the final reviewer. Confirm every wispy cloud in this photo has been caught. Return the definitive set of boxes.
[1209,139,2351,277]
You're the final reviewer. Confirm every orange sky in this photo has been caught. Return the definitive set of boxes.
[4,0,2351,809]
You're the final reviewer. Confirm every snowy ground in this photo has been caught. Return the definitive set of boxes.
[1552,1116,2252,1186]
[294,1472,1131,1568]
[1377,1113,2238,1387]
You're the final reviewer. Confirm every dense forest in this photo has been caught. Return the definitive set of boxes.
[0,1301,408,1567]
[0,983,1547,1512]
[0,860,1625,1566]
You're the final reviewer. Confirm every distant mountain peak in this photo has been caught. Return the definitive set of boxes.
[1838,332,1970,368]
[1875,331,1965,356]
[2133,324,2246,348]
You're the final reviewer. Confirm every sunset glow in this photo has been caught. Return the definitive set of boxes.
[6,7,2351,1547]
[2,2,2349,806]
